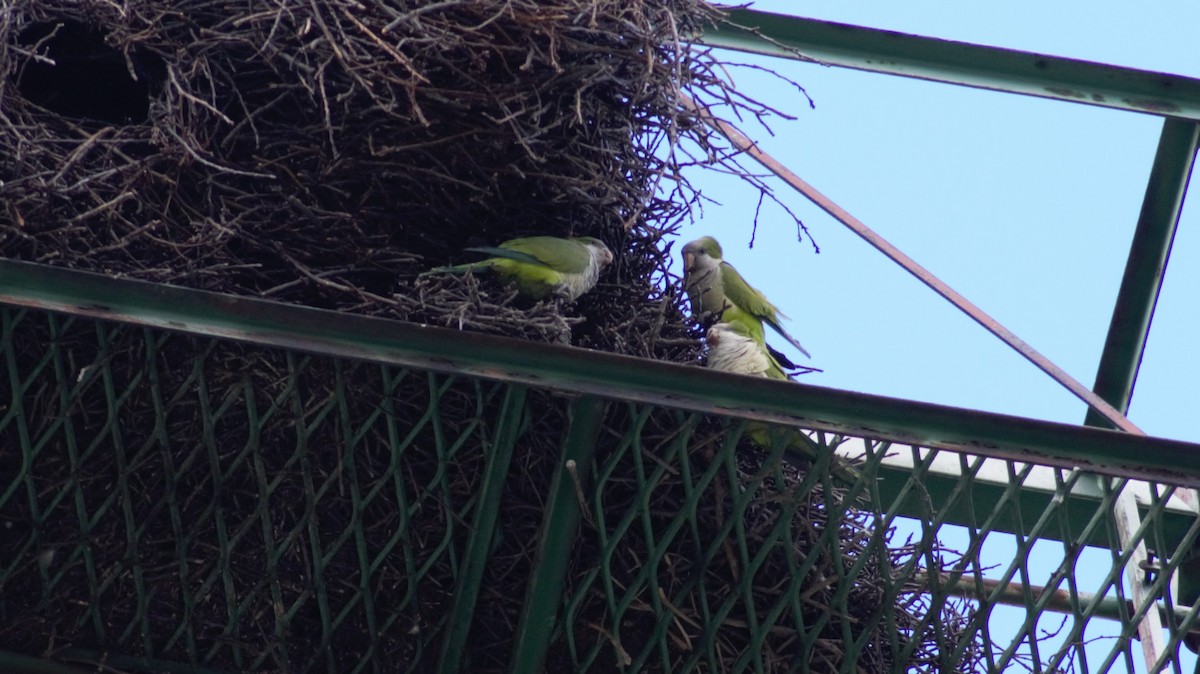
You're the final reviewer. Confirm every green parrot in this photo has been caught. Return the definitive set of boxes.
[424,236,613,302]
[704,321,857,483]
[704,321,792,380]
[682,236,811,359]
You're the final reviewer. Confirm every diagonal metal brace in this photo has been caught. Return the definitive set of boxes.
[680,93,1143,434]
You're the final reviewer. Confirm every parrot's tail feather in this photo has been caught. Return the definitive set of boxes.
[766,343,800,371]
[418,262,488,277]
[767,318,812,359]
[463,246,545,266]
[789,337,812,360]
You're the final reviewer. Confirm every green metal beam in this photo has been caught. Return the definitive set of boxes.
[703,9,1200,121]
[4,259,1200,486]
[437,384,528,674]
[1086,118,1200,427]
[918,571,1200,637]
[1077,118,1199,665]
[509,397,607,674]
[873,459,1194,550]
[2,649,236,674]
[0,651,101,674]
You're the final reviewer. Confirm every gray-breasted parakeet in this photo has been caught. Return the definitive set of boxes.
[425,236,612,302]
[682,236,810,358]
[705,321,792,380]
[704,321,857,482]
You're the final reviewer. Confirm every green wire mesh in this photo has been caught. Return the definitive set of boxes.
[2,305,1200,673]
[1,309,517,671]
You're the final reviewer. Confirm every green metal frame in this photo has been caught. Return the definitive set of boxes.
[2,258,1199,566]
[438,385,529,673]
[509,397,607,673]
[704,9,1200,120]
[3,259,1200,488]
[4,301,1199,672]
[704,9,1200,433]
[1086,118,1200,426]
[4,11,1200,673]
[701,12,1200,669]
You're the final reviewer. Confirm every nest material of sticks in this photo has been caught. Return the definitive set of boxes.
[0,0,986,672]
[0,0,737,361]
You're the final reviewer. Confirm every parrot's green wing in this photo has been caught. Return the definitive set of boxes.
[498,236,591,273]
[719,260,811,358]
[719,261,783,321]
[463,246,546,267]
[746,422,860,483]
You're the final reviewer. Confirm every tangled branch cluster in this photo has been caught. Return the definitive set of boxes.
[0,0,739,359]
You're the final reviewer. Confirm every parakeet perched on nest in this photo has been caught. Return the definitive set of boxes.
[683,236,810,359]
[425,236,612,302]
[704,321,793,380]
[705,321,856,482]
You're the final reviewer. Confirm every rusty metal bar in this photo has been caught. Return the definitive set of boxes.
[679,93,1143,434]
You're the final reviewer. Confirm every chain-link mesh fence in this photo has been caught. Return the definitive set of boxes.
[3,299,1200,673]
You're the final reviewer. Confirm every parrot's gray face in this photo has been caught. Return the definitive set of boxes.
[682,239,721,276]
[681,244,704,275]
[595,244,614,267]
[682,236,723,270]
[577,237,614,267]
[683,246,721,289]
[705,325,721,347]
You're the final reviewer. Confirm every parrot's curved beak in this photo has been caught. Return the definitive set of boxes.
[682,251,695,273]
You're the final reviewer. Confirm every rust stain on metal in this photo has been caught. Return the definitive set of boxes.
[1124,97,1183,114]
[1044,86,1088,100]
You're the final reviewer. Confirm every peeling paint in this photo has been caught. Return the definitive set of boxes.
[1123,97,1183,113]
[1044,86,1088,100]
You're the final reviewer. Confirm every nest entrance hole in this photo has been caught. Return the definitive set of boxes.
[14,19,162,125]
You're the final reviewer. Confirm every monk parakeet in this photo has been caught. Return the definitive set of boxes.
[705,321,857,483]
[705,322,793,380]
[424,236,613,302]
[682,236,810,359]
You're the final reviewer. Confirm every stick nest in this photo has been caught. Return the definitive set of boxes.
[0,0,987,672]
[0,0,717,358]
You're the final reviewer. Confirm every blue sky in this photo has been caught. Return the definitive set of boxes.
[683,1,1200,442]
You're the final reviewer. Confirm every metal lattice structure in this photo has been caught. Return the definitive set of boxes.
[3,8,1200,674]
[2,258,1200,673]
